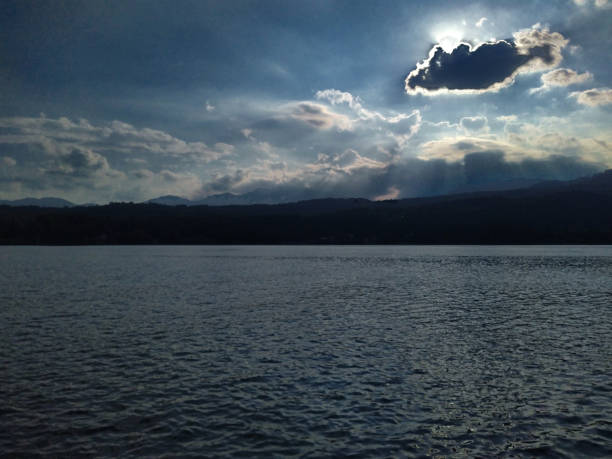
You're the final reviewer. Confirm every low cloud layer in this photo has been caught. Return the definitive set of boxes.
[405,25,568,95]
[0,116,231,202]
[201,151,603,203]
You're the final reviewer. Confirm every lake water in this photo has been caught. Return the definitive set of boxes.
[1,245,611,457]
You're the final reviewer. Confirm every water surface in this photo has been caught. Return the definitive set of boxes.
[1,245,611,457]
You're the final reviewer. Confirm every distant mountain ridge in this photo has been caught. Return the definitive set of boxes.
[147,169,612,207]
[148,188,316,206]
[0,197,75,207]
[1,169,611,244]
[2,169,612,208]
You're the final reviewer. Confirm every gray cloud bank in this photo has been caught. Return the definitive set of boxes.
[197,151,602,203]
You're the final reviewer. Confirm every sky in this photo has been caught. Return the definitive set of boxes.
[0,0,611,204]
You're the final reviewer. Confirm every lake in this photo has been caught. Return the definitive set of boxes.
[1,245,611,457]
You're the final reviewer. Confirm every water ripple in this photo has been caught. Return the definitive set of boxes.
[1,245,611,457]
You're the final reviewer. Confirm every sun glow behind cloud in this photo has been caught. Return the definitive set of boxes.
[432,23,466,52]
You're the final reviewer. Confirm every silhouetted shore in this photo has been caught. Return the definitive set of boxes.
[2,171,611,244]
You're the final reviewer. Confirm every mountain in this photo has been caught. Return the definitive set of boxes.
[147,189,320,206]
[147,195,192,206]
[147,171,612,207]
[1,169,610,244]
[530,169,612,195]
[0,197,75,207]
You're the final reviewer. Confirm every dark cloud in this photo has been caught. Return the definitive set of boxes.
[405,25,568,95]
[406,41,527,93]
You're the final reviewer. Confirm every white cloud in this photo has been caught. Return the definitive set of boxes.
[530,68,592,93]
[574,0,610,8]
[570,88,612,106]
[475,17,488,27]
[513,24,568,72]
[315,88,421,143]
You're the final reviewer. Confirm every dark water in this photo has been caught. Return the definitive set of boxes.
[1,245,611,457]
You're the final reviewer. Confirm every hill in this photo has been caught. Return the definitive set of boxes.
[1,170,610,244]
[0,197,75,208]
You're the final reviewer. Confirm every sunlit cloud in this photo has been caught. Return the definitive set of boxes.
[530,68,592,93]
[570,88,612,106]
[475,17,488,28]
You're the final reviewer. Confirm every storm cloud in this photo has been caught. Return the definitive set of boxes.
[405,25,568,95]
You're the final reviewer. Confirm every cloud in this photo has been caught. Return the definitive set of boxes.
[0,116,220,202]
[0,116,234,164]
[289,102,353,131]
[541,68,592,87]
[570,88,612,106]
[421,126,612,165]
[131,169,154,179]
[200,169,249,195]
[530,68,592,93]
[573,0,610,8]
[51,147,111,178]
[476,17,488,28]
[313,149,386,172]
[421,136,530,162]
[315,89,421,126]
[243,90,421,164]
[460,116,488,133]
[316,89,362,110]
[1,157,17,167]
[405,24,568,95]
[315,88,421,144]
[195,150,603,202]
